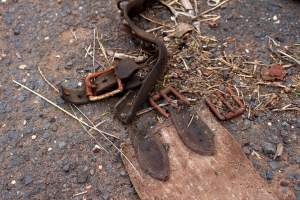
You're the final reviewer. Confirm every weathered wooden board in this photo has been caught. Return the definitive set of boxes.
[121,105,279,200]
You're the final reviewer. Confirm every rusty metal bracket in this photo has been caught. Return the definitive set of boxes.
[205,87,245,120]
[149,86,190,118]
[85,66,124,101]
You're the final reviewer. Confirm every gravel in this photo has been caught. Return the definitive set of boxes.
[262,142,276,155]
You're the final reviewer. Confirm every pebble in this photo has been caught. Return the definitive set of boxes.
[120,170,127,177]
[42,132,50,139]
[102,192,110,200]
[261,170,273,181]
[23,127,33,135]
[92,145,102,153]
[58,141,66,149]
[296,156,300,164]
[267,122,272,126]
[77,169,89,184]
[242,145,252,155]
[11,180,16,185]
[23,175,33,185]
[91,156,97,162]
[49,117,56,123]
[0,102,11,113]
[7,130,18,141]
[242,119,252,130]
[262,142,276,155]
[31,135,37,140]
[254,31,266,39]
[51,124,58,132]
[283,135,292,144]
[281,121,289,129]
[269,161,280,170]
[90,169,95,176]
[18,64,27,70]
[62,164,70,173]
[17,94,27,102]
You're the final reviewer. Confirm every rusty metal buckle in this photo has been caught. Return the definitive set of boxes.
[85,66,124,101]
[149,86,190,118]
[205,87,245,120]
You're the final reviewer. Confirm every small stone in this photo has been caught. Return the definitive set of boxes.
[296,156,300,164]
[18,64,27,70]
[49,117,56,123]
[269,161,280,170]
[7,130,18,141]
[31,135,37,140]
[17,94,27,102]
[90,169,95,176]
[16,52,22,59]
[120,170,127,177]
[77,169,89,184]
[66,61,73,66]
[242,119,252,130]
[23,127,33,135]
[91,156,97,162]
[98,165,103,170]
[65,61,73,69]
[51,124,58,132]
[243,145,252,155]
[62,164,70,173]
[42,132,50,139]
[281,121,289,129]
[92,145,102,153]
[261,170,273,180]
[262,142,276,155]
[102,192,110,200]
[58,141,66,149]
[11,180,16,185]
[48,147,52,151]
[23,176,33,185]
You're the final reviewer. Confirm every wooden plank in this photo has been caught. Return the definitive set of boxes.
[121,104,280,200]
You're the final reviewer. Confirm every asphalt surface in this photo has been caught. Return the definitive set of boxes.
[0,0,299,199]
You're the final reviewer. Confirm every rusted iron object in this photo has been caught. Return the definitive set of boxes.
[60,59,141,105]
[116,0,170,182]
[149,86,190,118]
[205,87,245,120]
[261,64,285,81]
[117,0,168,123]
[85,66,124,101]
